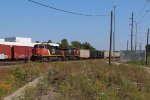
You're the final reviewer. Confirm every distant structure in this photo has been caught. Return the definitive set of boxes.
[42,43,59,47]
[0,37,59,47]
[0,39,5,42]
[5,37,32,43]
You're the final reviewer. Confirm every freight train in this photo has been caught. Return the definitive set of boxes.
[31,43,104,62]
[0,43,104,62]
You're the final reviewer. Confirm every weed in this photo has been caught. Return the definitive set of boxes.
[13,67,29,86]
[1,60,150,99]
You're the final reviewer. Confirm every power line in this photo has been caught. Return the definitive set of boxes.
[142,14,150,23]
[116,31,123,50]
[136,0,150,24]
[137,10,149,24]
[27,0,110,17]
[136,1,148,17]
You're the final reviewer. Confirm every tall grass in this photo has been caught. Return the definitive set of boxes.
[1,60,150,99]
[0,62,49,99]
[24,60,150,100]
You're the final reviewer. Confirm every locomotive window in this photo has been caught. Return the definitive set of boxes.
[34,45,38,48]
[34,45,45,48]
[39,45,45,48]
[56,46,61,50]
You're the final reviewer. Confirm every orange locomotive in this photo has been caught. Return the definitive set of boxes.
[31,43,80,62]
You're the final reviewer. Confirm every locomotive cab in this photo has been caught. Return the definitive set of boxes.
[32,43,63,61]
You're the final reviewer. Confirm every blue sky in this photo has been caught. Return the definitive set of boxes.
[0,0,150,50]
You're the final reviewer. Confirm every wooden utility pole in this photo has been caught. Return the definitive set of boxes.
[131,13,134,51]
[135,23,137,51]
[113,6,117,58]
[146,28,149,65]
[127,40,129,51]
[109,11,113,65]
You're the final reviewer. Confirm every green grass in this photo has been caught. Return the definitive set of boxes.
[0,62,49,99]
[24,60,150,100]
[126,57,150,67]
[0,60,150,99]
[126,53,150,67]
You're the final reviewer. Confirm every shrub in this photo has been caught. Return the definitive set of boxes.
[13,67,29,86]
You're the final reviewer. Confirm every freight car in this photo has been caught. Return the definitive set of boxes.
[0,44,32,61]
[90,50,104,59]
[0,44,12,60]
[79,49,90,59]
[79,50,104,59]
[12,46,32,60]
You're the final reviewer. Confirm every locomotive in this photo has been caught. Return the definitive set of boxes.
[31,43,80,61]
[31,43,104,62]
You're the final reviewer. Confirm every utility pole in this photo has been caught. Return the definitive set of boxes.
[139,43,142,51]
[127,40,129,51]
[109,11,113,65]
[113,5,117,58]
[146,28,149,65]
[130,12,134,51]
[135,23,138,52]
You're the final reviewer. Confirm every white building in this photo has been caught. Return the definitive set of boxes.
[0,37,59,47]
[0,39,5,42]
[5,37,32,43]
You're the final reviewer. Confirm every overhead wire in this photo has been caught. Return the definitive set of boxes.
[136,0,150,24]
[142,15,150,22]
[27,0,110,17]
[136,1,148,17]
[137,10,149,24]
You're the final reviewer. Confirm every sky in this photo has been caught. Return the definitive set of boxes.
[0,0,150,50]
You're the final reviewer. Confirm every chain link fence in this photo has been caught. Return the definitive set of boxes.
[120,50,145,62]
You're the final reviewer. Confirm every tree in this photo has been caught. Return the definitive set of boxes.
[48,40,52,43]
[36,41,40,43]
[71,41,81,48]
[81,42,96,51]
[60,39,69,48]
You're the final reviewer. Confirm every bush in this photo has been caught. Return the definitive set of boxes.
[13,67,29,87]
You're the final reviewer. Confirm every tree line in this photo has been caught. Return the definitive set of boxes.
[37,38,96,51]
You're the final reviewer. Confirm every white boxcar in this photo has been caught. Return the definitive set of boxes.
[79,50,90,58]
[114,51,120,58]
[104,51,110,58]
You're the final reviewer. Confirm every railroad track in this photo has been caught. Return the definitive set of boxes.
[0,61,25,67]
